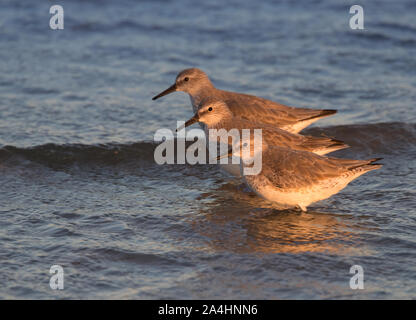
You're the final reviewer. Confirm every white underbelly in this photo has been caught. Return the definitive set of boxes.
[257,185,312,207]
[247,175,356,208]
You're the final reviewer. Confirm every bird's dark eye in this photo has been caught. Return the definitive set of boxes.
[243,142,248,147]
[184,77,189,82]
[208,107,213,112]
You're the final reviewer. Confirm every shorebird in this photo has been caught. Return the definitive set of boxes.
[217,138,382,212]
[179,98,348,156]
[153,68,337,133]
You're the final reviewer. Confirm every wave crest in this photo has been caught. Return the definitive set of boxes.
[1,122,414,168]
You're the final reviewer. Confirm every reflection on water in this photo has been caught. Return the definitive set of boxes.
[193,181,374,255]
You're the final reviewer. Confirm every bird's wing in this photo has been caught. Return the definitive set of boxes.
[221,91,336,125]
[220,119,346,154]
[221,95,298,127]
[259,147,350,190]
[219,118,305,148]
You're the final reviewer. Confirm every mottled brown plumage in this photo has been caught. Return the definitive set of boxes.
[235,142,383,211]
[255,147,382,190]
[184,99,348,156]
[153,68,337,133]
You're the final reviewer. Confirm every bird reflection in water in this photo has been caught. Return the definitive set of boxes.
[192,181,372,255]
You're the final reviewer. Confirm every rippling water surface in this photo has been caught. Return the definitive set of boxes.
[0,0,415,299]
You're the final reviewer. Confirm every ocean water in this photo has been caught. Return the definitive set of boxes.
[0,0,415,299]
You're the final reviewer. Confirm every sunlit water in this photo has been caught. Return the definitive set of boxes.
[0,0,415,299]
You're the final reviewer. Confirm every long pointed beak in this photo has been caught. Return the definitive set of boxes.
[152,84,177,100]
[176,114,200,132]
[215,147,233,161]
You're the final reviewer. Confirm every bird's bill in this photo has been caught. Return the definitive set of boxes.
[215,147,233,161]
[176,114,199,132]
[152,84,177,100]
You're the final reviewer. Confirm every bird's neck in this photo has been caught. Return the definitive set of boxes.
[206,113,233,130]
[190,86,217,110]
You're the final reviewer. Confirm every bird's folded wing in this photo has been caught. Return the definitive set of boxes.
[260,147,348,190]
[222,91,333,124]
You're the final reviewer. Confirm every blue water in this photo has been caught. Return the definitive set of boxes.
[0,0,415,299]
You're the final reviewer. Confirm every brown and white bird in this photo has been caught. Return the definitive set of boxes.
[153,68,337,133]
[218,138,382,212]
[180,98,348,156]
